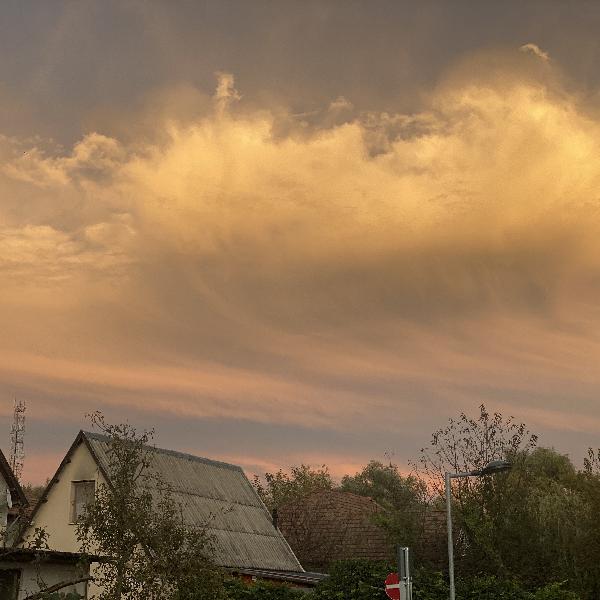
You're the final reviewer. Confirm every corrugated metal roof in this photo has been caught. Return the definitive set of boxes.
[83,432,303,572]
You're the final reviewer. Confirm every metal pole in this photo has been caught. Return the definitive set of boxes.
[397,546,412,600]
[443,462,511,600]
[445,472,455,600]
[404,547,412,600]
[397,545,403,591]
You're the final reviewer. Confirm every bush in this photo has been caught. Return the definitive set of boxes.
[533,582,581,600]
[310,559,390,600]
[224,577,306,599]
[413,569,448,600]
[457,575,530,600]
[221,563,582,600]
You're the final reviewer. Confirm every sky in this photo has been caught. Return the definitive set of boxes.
[3,1,600,484]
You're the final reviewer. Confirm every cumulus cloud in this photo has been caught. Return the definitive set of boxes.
[4,58,600,481]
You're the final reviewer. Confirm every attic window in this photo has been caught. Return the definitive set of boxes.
[70,480,95,523]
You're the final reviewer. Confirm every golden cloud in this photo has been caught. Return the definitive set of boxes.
[3,54,600,462]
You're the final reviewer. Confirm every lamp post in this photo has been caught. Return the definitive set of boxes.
[445,459,511,600]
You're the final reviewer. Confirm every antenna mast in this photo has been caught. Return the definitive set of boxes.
[9,398,25,482]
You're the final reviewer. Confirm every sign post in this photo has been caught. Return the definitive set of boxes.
[385,547,412,600]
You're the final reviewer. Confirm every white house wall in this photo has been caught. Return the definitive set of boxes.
[0,561,89,600]
[24,442,105,553]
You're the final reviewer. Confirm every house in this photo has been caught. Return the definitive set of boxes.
[277,489,448,571]
[0,448,28,547]
[22,431,314,595]
[0,448,89,599]
[276,489,394,570]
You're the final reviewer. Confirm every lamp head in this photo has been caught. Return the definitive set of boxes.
[479,459,512,476]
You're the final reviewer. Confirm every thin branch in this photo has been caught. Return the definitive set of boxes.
[21,576,93,600]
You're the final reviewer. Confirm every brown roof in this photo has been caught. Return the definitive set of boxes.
[277,489,393,569]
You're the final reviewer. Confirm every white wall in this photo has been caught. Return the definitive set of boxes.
[0,561,88,600]
[22,440,105,598]
[24,442,104,553]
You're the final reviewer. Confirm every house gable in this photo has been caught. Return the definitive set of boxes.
[22,435,105,553]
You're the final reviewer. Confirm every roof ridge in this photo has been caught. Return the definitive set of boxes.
[82,431,244,473]
[310,488,385,505]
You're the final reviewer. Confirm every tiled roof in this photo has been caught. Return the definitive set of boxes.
[277,489,393,568]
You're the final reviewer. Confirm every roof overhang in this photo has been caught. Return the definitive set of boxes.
[0,548,99,564]
[230,567,328,587]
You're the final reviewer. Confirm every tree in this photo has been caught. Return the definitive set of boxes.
[417,405,538,575]
[252,464,333,510]
[340,461,428,553]
[76,412,226,600]
[564,447,600,598]
[485,447,584,588]
[417,405,595,595]
[418,404,538,498]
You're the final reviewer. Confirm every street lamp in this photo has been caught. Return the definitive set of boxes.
[445,459,511,600]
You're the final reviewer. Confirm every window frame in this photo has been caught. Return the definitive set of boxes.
[69,479,96,524]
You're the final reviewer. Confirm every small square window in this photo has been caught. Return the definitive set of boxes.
[70,480,95,523]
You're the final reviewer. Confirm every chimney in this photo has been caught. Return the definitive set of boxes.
[272,507,278,529]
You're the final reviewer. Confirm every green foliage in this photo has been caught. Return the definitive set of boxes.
[310,559,390,600]
[341,461,427,508]
[341,460,428,550]
[532,582,581,600]
[418,406,585,585]
[412,405,598,597]
[303,565,582,600]
[224,578,305,599]
[457,575,531,600]
[412,570,448,600]
[252,464,333,510]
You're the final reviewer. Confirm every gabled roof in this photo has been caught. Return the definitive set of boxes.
[0,447,28,508]
[29,430,303,573]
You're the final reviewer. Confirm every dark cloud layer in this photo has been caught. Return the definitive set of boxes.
[3,1,600,142]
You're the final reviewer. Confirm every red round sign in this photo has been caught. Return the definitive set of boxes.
[385,572,401,600]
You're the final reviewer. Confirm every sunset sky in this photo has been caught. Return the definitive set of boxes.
[3,1,600,484]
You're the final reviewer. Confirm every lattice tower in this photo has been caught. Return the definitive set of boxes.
[9,398,25,482]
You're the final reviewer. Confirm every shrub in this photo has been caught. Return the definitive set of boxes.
[413,569,448,600]
[224,577,306,599]
[457,575,530,600]
[533,582,581,600]
[310,559,390,600]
